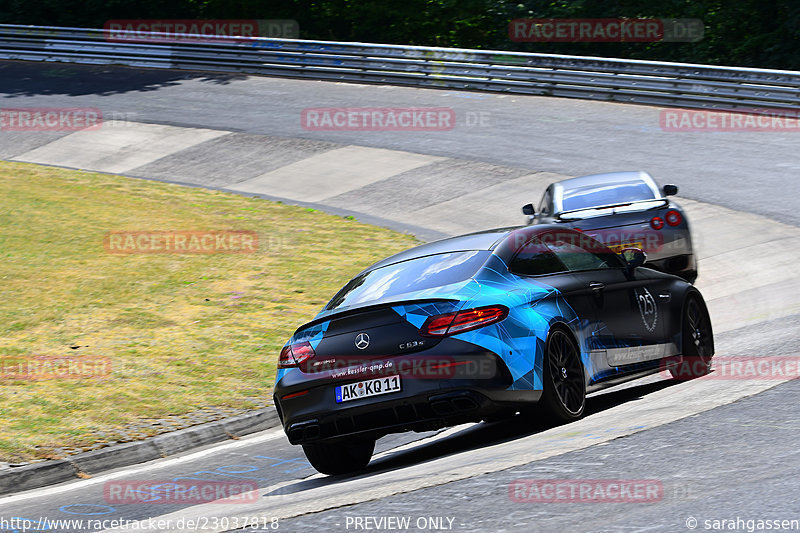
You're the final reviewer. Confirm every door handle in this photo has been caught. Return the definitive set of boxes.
[589,282,605,293]
[659,292,671,302]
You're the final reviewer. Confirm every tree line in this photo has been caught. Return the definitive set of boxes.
[1,0,798,70]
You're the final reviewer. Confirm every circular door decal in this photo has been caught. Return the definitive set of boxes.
[635,288,658,333]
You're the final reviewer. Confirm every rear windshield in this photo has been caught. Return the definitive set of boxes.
[562,181,656,211]
[325,251,489,311]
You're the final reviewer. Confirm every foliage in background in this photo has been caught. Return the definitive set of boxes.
[0,0,799,69]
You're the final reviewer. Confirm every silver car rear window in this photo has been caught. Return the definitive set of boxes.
[562,181,656,211]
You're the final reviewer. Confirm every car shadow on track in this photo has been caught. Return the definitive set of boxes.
[0,60,247,97]
[266,377,682,496]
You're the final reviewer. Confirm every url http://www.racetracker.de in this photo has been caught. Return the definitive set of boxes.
[0,515,280,531]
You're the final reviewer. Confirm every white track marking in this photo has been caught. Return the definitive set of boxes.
[0,429,285,505]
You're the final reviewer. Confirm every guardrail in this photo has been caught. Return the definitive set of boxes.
[2,24,799,111]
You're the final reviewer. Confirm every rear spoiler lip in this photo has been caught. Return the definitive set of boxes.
[556,198,668,220]
[294,297,463,334]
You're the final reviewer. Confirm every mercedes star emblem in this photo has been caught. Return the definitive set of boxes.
[355,332,370,350]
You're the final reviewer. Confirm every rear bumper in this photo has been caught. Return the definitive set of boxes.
[274,348,538,444]
[646,253,696,280]
[280,388,538,445]
[566,218,696,279]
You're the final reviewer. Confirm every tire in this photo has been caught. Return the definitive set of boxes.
[669,296,714,379]
[539,328,586,423]
[302,439,375,475]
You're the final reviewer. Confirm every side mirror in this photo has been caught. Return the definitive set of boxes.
[621,247,646,273]
[522,203,536,216]
[662,184,678,196]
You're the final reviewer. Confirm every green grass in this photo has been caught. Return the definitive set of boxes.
[0,161,418,461]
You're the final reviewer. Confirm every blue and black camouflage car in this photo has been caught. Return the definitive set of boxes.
[273,225,714,475]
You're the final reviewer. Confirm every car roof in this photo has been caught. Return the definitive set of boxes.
[555,170,655,191]
[364,227,520,273]
[362,224,596,274]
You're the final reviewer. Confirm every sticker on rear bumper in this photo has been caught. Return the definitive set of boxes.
[335,375,402,403]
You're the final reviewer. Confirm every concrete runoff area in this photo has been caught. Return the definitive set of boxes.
[385,171,566,236]
[11,122,228,174]
[129,133,341,189]
[321,158,529,216]
[233,146,444,203]
[0,130,74,160]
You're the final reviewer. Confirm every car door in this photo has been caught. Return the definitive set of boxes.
[505,235,602,379]
[541,231,671,372]
[630,268,682,351]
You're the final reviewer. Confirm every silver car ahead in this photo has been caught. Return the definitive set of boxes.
[522,171,697,283]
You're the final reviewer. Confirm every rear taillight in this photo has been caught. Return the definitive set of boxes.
[650,216,665,230]
[665,209,682,227]
[421,305,509,337]
[278,341,316,368]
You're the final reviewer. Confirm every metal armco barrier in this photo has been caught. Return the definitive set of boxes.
[1,24,799,111]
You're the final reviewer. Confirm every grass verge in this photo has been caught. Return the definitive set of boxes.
[0,161,418,462]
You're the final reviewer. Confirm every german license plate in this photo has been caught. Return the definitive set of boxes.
[335,375,402,403]
[607,241,643,253]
